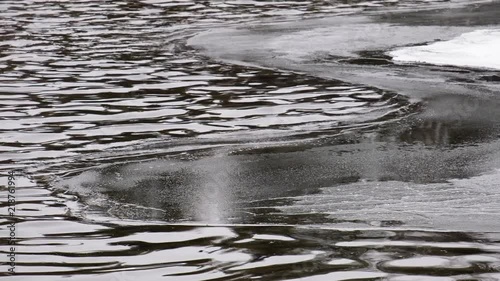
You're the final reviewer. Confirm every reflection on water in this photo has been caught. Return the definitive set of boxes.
[1,179,500,280]
[1,0,500,280]
[56,111,500,227]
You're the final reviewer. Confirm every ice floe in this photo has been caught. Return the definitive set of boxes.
[390,29,500,70]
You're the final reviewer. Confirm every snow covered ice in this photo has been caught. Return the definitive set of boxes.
[390,29,500,70]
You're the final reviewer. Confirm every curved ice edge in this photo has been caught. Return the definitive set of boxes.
[389,29,500,71]
[187,16,500,99]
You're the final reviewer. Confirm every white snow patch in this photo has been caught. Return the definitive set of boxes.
[390,29,500,70]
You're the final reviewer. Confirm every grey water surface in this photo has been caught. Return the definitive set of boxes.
[1,0,500,280]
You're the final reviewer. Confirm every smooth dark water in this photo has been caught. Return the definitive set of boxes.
[1,0,500,280]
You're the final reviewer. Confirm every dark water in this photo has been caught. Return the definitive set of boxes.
[1,0,500,280]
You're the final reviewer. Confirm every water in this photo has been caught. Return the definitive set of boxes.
[1,0,500,280]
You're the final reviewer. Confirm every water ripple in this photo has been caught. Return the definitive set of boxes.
[1,0,499,280]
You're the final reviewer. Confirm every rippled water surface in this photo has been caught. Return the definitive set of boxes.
[1,0,500,280]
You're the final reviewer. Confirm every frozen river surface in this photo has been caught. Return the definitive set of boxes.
[1,0,500,280]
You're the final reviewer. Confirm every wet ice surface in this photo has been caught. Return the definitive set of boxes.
[188,1,500,98]
[1,0,500,280]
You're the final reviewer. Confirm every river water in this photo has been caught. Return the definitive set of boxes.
[1,0,500,280]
